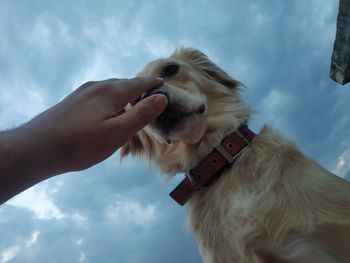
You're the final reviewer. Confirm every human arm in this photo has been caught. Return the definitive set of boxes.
[0,77,167,204]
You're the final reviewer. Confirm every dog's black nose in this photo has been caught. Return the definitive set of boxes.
[153,101,185,134]
[197,104,206,114]
[143,90,185,135]
[143,86,204,137]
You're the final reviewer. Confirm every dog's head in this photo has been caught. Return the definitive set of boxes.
[121,48,251,174]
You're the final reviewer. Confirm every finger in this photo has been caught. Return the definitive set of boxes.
[125,77,165,102]
[105,77,164,103]
[107,94,168,144]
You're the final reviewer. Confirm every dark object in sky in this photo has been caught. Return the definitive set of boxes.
[330,0,350,85]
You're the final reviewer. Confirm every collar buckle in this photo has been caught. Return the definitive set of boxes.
[214,129,250,163]
[235,129,251,145]
[170,126,256,205]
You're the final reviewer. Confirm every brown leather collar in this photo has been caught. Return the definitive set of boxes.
[169,125,256,206]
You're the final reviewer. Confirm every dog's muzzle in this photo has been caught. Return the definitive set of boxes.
[142,85,170,101]
[142,85,206,141]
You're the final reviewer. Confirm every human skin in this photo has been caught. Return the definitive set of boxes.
[0,77,168,204]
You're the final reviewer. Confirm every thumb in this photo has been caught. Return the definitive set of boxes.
[109,94,168,142]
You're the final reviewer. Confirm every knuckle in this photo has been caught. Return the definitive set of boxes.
[97,78,123,92]
[131,77,143,82]
[88,81,117,97]
[78,81,97,91]
[112,78,135,88]
[131,77,152,86]
[131,77,153,85]
[103,78,121,85]
[83,81,97,87]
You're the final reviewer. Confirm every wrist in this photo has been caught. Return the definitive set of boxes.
[19,119,71,178]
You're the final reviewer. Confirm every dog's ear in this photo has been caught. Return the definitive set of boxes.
[120,134,144,159]
[120,131,156,160]
[176,48,240,88]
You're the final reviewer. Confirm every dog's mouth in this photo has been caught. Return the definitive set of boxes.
[142,86,170,101]
[144,85,207,145]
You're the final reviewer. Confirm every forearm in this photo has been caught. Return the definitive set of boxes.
[0,77,166,205]
[0,123,64,204]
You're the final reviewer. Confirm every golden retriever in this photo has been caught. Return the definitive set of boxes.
[121,48,350,263]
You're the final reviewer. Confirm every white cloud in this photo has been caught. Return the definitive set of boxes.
[0,230,39,263]
[248,2,272,28]
[72,213,87,226]
[7,184,65,220]
[0,80,48,129]
[293,0,336,48]
[26,230,40,247]
[76,238,84,246]
[69,50,120,91]
[79,252,86,262]
[29,15,52,50]
[335,148,350,178]
[231,56,257,84]
[24,13,75,53]
[106,197,157,228]
[69,12,176,90]
[0,245,20,263]
[258,89,291,130]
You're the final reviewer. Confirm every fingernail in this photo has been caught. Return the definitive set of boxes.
[156,77,164,82]
[153,94,168,112]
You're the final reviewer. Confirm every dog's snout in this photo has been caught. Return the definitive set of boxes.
[142,86,170,101]
[197,104,206,114]
[143,85,206,139]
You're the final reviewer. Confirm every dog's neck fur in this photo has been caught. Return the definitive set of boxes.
[186,126,311,261]
[169,125,257,205]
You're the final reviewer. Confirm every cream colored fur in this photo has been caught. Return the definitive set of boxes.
[121,48,350,263]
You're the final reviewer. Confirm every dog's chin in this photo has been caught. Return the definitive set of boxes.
[172,122,207,145]
[149,116,208,145]
[168,117,207,145]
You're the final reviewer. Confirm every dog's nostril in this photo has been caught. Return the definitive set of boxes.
[197,104,206,114]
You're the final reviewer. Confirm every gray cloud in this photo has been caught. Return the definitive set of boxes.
[1,0,349,262]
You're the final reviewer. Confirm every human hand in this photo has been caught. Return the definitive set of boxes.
[22,77,167,175]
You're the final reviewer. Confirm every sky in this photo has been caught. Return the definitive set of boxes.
[0,0,350,262]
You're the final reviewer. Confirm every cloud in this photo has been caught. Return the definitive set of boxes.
[0,245,20,263]
[335,148,350,178]
[0,0,348,262]
[0,230,40,263]
[0,80,48,129]
[7,182,65,220]
[23,13,73,53]
[26,230,40,247]
[105,198,157,228]
[257,88,293,132]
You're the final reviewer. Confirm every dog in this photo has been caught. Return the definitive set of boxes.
[121,48,350,263]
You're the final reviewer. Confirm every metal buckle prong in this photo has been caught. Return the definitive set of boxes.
[215,144,244,163]
[214,130,250,163]
[235,129,251,145]
[215,144,235,163]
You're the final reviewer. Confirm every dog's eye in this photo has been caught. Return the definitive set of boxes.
[161,64,179,78]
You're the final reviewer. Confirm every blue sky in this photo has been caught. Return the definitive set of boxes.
[1,0,350,262]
